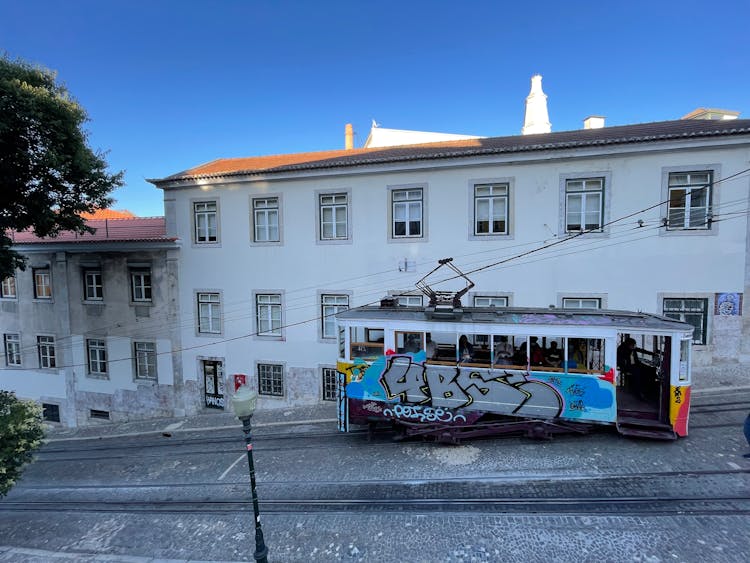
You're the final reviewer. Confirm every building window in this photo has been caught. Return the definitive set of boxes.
[87,339,107,375]
[320,193,348,240]
[258,363,284,396]
[321,294,349,339]
[474,183,509,235]
[322,367,338,401]
[253,197,280,242]
[256,294,282,336]
[130,270,152,302]
[1,276,16,298]
[473,296,508,307]
[396,295,423,307]
[33,268,52,299]
[667,172,712,230]
[4,334,21,366]
[194,201,218,243]
[37,336,56,368]
[90,409,110,420]
[565,178,604,232]
[663,298,708,345]
[42,403,60,423]
[197,292,221,334]
[134,341,157,379]
[562,297,602,309]
[392,188,423,237]
[83,270,103,301]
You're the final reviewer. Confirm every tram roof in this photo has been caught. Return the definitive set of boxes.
[337,306,693,333]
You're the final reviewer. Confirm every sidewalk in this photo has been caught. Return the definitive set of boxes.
[44,402,339,443]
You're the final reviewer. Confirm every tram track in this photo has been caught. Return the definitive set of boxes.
[2,495,748,517]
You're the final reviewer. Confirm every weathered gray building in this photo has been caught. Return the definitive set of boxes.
[0,217,184,427]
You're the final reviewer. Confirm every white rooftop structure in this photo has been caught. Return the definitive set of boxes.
[363,123,481,148]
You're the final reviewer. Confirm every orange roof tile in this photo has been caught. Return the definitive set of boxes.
[10,217,174,245]
[80,209,136,219]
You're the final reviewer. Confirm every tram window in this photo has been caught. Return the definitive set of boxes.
[396,331,424,354]
[464,334,491,367]
[350,326,384,361]
[679,339,690,382]
[566,338,604,373]
[537,336,565,372]
[427,331,456,364]
[493,335,515,367]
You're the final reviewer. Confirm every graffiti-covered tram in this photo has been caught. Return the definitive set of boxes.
[335,302,693,442]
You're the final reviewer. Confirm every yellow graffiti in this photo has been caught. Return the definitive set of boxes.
[337,361,369,383]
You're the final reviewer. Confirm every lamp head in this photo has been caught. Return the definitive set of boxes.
[232,385,258,419]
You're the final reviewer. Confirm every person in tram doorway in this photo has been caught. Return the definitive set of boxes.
[617,337,645,399]
[743,411,750,458]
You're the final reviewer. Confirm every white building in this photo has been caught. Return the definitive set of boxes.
[151,115,750,413]
[0,217,183,426]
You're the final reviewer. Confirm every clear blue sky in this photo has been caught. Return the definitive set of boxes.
[2,0,748,217]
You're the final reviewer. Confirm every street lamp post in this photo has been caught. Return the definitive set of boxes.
[231,385,269,563]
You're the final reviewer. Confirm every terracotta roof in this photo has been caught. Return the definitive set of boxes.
[10,217,174,245]
[80,209,136,219]
[151,118,750,184]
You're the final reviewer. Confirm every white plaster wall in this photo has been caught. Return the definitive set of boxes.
[169,142,750,406]
[0,368,66,401]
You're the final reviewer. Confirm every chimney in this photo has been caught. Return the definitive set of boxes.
[345,123,354,150]
[583,116,605,129]
[522,75,551,135]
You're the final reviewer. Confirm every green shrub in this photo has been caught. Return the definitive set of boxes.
[0,391,44,497]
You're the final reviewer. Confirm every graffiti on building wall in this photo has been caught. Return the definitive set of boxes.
[342,351,616,423]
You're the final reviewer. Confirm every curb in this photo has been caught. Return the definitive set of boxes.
[44,417,337,444]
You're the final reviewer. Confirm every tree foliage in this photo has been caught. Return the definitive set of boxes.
[0,390,44,497]
[0,55,123,279]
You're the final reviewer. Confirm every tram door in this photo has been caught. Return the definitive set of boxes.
[203,360,225,409]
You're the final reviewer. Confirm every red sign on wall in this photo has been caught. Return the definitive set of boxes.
[233,373,247,392]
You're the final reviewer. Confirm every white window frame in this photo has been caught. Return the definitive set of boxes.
[255,293,282,337]
[663,297,708,345]
[4,333,21,366]
[321,366,338,401]
[257,362,284,397]
[321,294,349,339]
[83,269,103,301]
[134,341,157,379]
[33,268,52,299]
[562,297,602,309]
[396,295,423,307]
[87,338,108,375]
[666,171,712,231]
[389,185,425,240]
[319,193,349,241]
[193,200,219,243]
[474,183,509,235]
[565,177,605,233]
[37,335,56,369]
[130,270,152,302]
[473,296,509,308]
[252,196,281,243]
[197,292,222,335]
[1,276,16,299]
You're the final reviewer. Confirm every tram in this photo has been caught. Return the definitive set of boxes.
[335,260,693,442]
